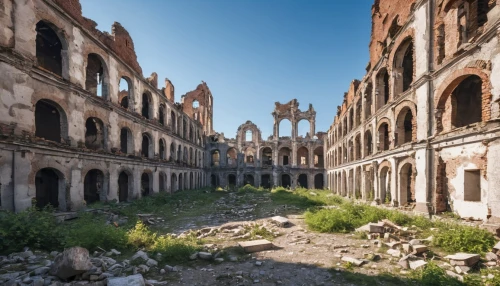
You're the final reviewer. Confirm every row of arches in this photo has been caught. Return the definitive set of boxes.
[210,173,324,189]
[34,99,204,165]
[327,159,415,206]
[326,106,415,168]
[210,146,324,168]
[274,119,316,139]
[327,37,414,148]
[35,167,206,210]
[35,20,203,148]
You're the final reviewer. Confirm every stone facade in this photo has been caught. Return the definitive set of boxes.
[207,99,325,190]
[325,0,500,221]
[0,0,208,212]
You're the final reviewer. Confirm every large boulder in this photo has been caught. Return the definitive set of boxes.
[49,247,92,279]
[107,274,146,286]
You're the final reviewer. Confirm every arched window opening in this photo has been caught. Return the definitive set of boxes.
[399,163,415,205]
[84,169,104,204]
[170,142,175,161]
[183,146,188,163]
[118,171,129,202]
[141,173,151,197]
[245,130,253,142]
[141,134,152,158]
[192,100,199,108]
[159,139,166,160]
[348,140,354,162]
[171,173,177,192]
[396,109,415,146]
[376,68,390,109]
[211,150,220,166]
[298,174,308,188]
[85,117,105,150]
[278,119,292,138]
[365,82,373,119]
[364,131,373,156]
[35,21,63,76]
[171,111,176,131]
[189,147,194,165]
[228,174,236,187]
[297,146,309,166]
[279,147,291,166]
[393,39,414,96]
[452,76,482,128]
[348,109,354,131]
[86,54,106,97]
[35,100,63,143]
[142,93,151,119]
[244,174,254,186]
[119,77,131,109]
[343,117,348,135]
[159,172,166,192]
[159,105,165,125]
[179,173,184,190]
[35,168,60,209]
[227,148,237,166]
[261,174,271,189]
[314,174,324,189]
[355,100,362,127]
[190,125,194,142]
[379,166,391,204]
[281,174,291,188]
[245,147,256,165]
[378,123,390,151]
[120,128,132,154]
[354,135,361,160]
[314,147,324,168]
[402,43,414,92]
[297,119,309,138]
[262,147,272,167]
[177,145,182,163]
[210,174,218,188]
[183,118,188,139]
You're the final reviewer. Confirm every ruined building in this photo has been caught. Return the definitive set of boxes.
[207,99,325,190]
[0,0,211,212]
[325,0,500,221]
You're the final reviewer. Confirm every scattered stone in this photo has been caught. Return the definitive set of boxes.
[49,247,93,280]
[493,241,500,252]
[355,222,384,233]
[198,252,213,260]
[107,274,145,286]
[146,258,158,267]
[385,242,401,249]
[446,270,464,282]
[238,240,273,253]
[409,239,421,246]
[455,265,471,274]
[110,249,121,256]
[402,243,412,253]
[255,261,263,266]
[215,258,224,263]
[341,256,365,266]
[271,216,290,227]
[387,249,401,258]
[189,253,198,260]
[131,251,148,262]
[445,253,480,266]
[409,260,427,270]
[412,245,428,255]
[485,252,498,261]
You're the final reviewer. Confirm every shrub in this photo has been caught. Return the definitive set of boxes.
[432,223,496,254]
[152,233,201,263]
[0,207,62,253]
[409,262,465,286]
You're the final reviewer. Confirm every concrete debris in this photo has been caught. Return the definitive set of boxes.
[409,260,427,270]
[271,216,290,227]
[444,253,480,267]
[446,270,464,282]
[197,252,213,260]
[341,256,365,266]
[238,239,273,253]
[485,252,498,261]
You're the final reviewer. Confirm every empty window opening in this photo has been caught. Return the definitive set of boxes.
[354,135,361,160]
[170,143,175,161]
[211,150,220,166]
[314,174,324,189]
[171,173,177,192]
[159,105,165,125]
[120,128,132,154]
[228,174,236,187]
[365,131,373,156]
[376,68,390,110]
[261,174,271,189]
[452,76,482,128]
[190,126,194,142]
[245,130,253,141]
[464,170,481,202]
[297,119,309,138]
[365,83,373,118]
[119,77,130,109]
[84,169,104,205]
[189,147,194,165]
[183,146,188,163]
[355,101,362,127]
[86,54,106,97]
[281,174,291,188]
[244,174,254,186]
[159,172,166,192]
[246,155,254,164]
[227,148,237,166]
[177,145,182,163]
[458,2,469,45]
[159,139,165,160]
[171,111,176,130]
[378,123,390,151]
[379,166,391,203]
[280,147,291,166]
[35,168,60,209]
[399,163,415,205]
[35,100,62,143]
[349,109,354,131]
[298,174,308,188]
[177,115,182,134]
[402,42,414,92]
[141,134,151,158]
[283,156,289,166]
[211,174,218,188]
[189,172,194,190]
[297,146,309,166]
[262,147,272,166]
[183,119,188,139]
[118,171,129,202]
[192,100,199,108]
[314,147,324,168]
[179,173,183,190]
[278,119,292,138]
[141,173,151,197]
[85,117,105,150]
[35,21,63,76]
[393,39,414,96]
[142,93,151,119]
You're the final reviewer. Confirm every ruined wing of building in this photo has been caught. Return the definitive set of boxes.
[325,0,500,221]
[0,0,213,212]
[207,99,326,190]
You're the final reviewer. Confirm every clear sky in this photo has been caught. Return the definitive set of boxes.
[81,0,373,139]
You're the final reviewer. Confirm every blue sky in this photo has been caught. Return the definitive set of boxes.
[81,0,373,139]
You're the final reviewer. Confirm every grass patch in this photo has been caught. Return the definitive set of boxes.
[305,202,496,254]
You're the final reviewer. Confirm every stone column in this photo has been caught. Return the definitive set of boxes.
[292,142,297,167]
[310,119,315,138]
